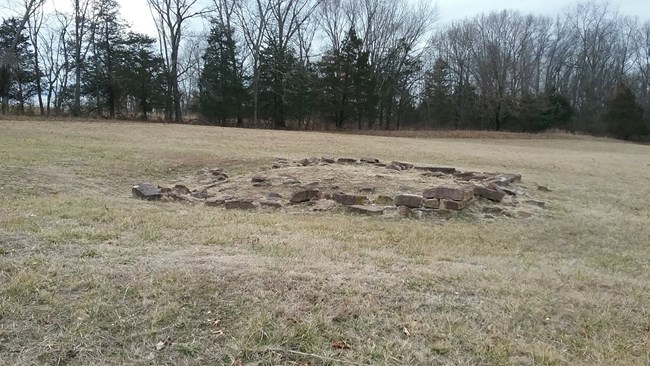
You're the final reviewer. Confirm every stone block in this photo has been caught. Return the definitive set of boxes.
[333,193,368,206]
[289,189,320,203]
[423,185,473,201]
[440,199,468,210]
[394,194,423,208]
[474,186,506,202]
[423,198,440,209]
[132,183,161,200]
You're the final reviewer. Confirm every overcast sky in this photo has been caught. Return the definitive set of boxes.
[10,0,650,36]
[436,0,649,22]
[124,0,650,35]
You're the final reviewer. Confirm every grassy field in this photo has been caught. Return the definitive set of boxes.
[0,120,649,365]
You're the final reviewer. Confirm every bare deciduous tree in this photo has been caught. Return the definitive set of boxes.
[147,0,206,122]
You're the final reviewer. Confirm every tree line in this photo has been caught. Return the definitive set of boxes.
[1,0,649,139]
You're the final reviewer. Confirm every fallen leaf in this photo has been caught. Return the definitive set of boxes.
[403,326,411,337]
[331,340,350,350]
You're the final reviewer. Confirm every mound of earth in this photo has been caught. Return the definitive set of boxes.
[132,156,549,220]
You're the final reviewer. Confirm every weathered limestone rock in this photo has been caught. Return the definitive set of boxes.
[374,195,394,205]
[454,171,487,181]
[474,185,506,202]
[205,195,235,207]
[251,175,269,183]
[333,192,368,206]
[360,157,379,164]
[299,157,320,166]
[423,185,474,201]
[172,184,192,195]
[225,199,256,210]
[132,183,161,200]
[386,161,413,171]
[414,166,456,174]
[289,189,320,203]
[394,194,423,208]
[440,199,467,211]
[337,157,358,164]
[347,205,384,215]
[423,198,440,209]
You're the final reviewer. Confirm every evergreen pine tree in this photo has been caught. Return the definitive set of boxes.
[603,83,647,140]
[199,24,245,125]
[0,18,36,115]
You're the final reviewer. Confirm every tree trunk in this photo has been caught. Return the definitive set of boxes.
[495,101,502,131]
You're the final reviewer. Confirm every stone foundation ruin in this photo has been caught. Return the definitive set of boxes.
[132,156,549,220]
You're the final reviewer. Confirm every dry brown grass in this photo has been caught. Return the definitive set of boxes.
[1,120,649,365]
[335,128,623,141]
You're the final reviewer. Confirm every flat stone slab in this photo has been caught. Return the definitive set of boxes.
[205,195,235,206]
[132,183,161,200]
[423,185,474,201]
[337,157,358,164]
[474,186,506,202]
[225,199,256,210]
[333,192,367,206]
[360,157,379,164]
[440,199,468,210]
[386,161,414,171]
[454,171,488,181]
[347,205,385,215]
[414,166,456,174]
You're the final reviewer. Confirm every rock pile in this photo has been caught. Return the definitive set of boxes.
[132,156,546,220]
